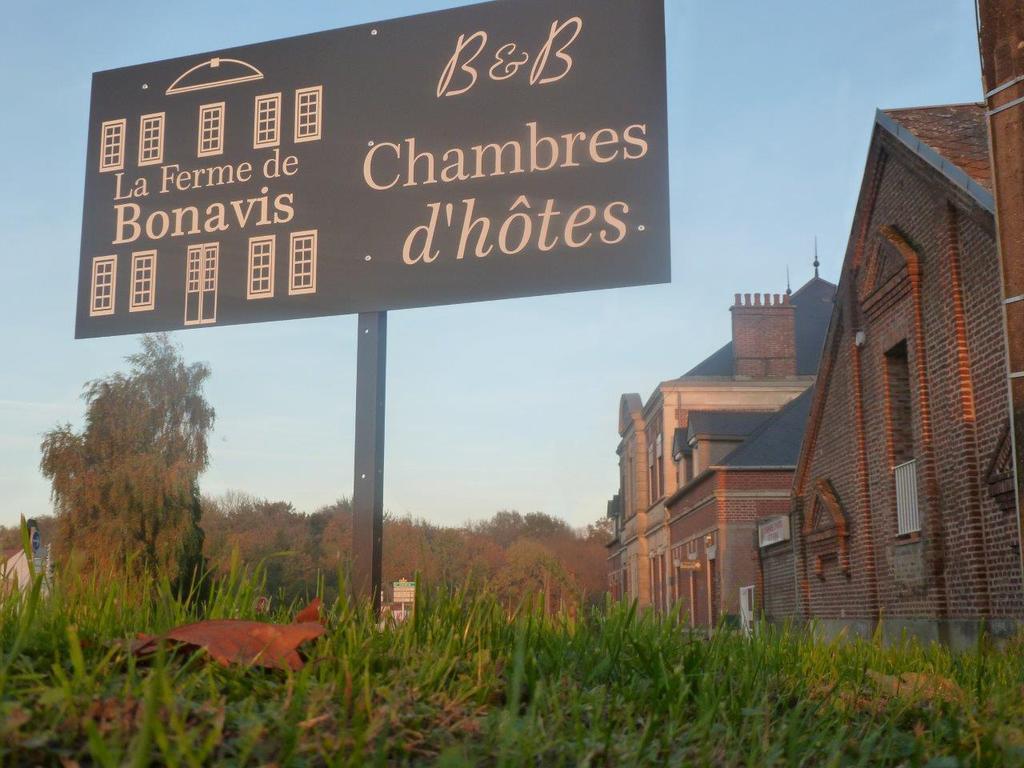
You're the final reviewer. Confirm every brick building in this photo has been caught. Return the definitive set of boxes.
[607,277,835,608]
[667,387,813,627]
[783,104,1024,645]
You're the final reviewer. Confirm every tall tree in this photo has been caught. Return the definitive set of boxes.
[40,334,214,587]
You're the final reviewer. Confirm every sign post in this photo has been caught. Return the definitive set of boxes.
[75,0,670,612]
[352,312,387,613]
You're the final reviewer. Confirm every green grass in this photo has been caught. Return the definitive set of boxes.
[2,560,1024,767]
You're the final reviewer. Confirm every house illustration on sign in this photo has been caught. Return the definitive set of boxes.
[89,57,324,327]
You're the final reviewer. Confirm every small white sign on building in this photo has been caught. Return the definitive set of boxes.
[758,516,791,548]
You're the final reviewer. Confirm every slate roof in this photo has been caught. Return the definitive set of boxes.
[684,276,836,377]
[882,104,991,190]
[720,386,815,468]
[671,428,690,458]
[687,411,774,442]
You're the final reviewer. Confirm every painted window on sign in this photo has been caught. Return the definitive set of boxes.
[198,103,225,157]
[247,236,275,299]
[90,255,117,316]
[138,113,165,166]
[185,243,219,325]
[289,230,318,295]
[99,119,126,172]
[254,94,281,149]
[294,86,323,142]
[130,250,157,312]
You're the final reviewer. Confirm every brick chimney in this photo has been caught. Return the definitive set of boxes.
[730,293,797,378]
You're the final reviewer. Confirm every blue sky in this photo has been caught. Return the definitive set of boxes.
[0,0,983,530]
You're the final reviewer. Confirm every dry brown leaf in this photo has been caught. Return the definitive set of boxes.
[294,597,322,624]
[132,619,325,670]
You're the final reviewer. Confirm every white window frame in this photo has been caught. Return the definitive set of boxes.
[137,112,165,167]
[197,103,225,157]
[289,230,318,295]
[247,235,275,299]
[894,458,921,535]
[99,119,126,172]
[129,250,157,312]
[90,255,117,316]
[294,86,323,142]
[253,93,281,149]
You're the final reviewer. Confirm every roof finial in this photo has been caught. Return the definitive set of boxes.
[786,265,792,296]
[813,236,820,279]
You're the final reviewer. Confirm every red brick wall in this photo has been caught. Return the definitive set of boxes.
[668,469,794,625]
[761,542,797,621]
[731,294,797,378]
[792,129,1024,623]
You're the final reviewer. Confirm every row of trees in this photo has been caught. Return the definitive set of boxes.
[201,497,611,609]
[3,499,613,611]
[5,335,611,611]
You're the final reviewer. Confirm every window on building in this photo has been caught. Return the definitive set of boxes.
[294,86,323,142]
[198,103,225,157]
[253,93,281,149]
[129,250,156,312]
[648,443,656,505]
[289,230,318,294]
[626,449,635,518]
[886,341,920,534]
[99,119,126,172]
[655,432,665,498]
[90,255,117,316]
[886,341,913,464]
[138,113,165,166]
[247,235,275,299]
[685,539,698,559]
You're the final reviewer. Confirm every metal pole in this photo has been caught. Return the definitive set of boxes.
[352,311,387,615]
[977,0,1024,579]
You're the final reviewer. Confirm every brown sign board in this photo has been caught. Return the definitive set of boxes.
[75,0,669,338]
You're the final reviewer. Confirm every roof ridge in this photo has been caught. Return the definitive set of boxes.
[790,275,837,299]
[883,101,985,114]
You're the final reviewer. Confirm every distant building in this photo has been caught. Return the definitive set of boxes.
[607,276,835,611]
[787,104,1024,646]
[666,388,813,627]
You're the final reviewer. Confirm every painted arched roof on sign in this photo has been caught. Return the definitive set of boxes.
[166,57,264,95]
